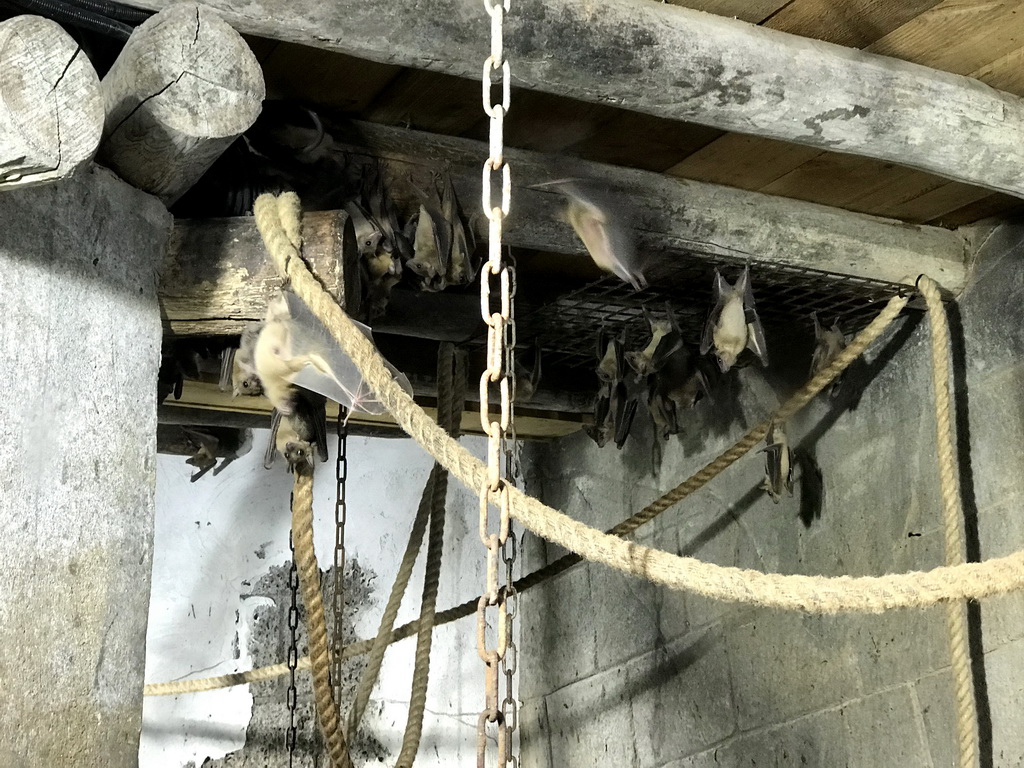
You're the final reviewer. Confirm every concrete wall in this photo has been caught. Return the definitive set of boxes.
[141,431,497,767]
[0,168,170,766]
[518,224,1024,768]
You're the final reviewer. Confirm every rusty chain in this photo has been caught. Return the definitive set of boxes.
[332,407,349,715]
[286,517,300,766]
[478,0,518,763]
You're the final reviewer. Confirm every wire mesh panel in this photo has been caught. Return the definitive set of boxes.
[518,253,913,370]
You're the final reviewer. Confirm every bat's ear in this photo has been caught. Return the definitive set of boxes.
[712,269,727,301]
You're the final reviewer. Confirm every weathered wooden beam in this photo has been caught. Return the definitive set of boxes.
[337,121,969,291]
[161,120,968,322]
[100,3,264,204]
[122,0,1024,199]
[160,208,358,334]
[163,380,582,439]
[0,16,104,190]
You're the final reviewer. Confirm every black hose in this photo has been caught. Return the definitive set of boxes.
[9,0,133,39]
[62,0,151,25]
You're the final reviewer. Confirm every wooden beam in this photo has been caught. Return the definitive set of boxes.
[0,16,104,190]
[339,121,969,291]
[161,208,358,334]
[99,3,264,204]
[163,380,583,440]
[122,0,1024,199]
[161,120,968,318]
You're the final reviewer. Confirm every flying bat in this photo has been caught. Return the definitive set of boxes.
[533,178,647,291]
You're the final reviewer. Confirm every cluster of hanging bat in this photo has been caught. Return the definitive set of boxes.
[343,161,479,320]
[549,180,849,504]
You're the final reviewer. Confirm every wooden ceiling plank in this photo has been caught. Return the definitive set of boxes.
[763,0,946,49]
[119,0,1024,199]
[261,42,402,113]
[866,0,1024,75]
[969,46,1024,96]
[886,182,994,224]
[665,134,821,189]
[504,91,622,153]
[926,193,1024,228]
[362,69,488,139]
[662,0,791,24]
[562,114,723,173]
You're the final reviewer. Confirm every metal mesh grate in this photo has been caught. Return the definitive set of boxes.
[516,253,914,370]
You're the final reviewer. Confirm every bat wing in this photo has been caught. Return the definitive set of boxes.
[740,269,769,366]
[264,410,281,469]
[219,349,234,391]
[282,292,412,413]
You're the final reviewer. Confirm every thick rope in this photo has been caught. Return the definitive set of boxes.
[919,276,978,768]
[142,194,1024,697]
[252,192,1024,613]
[399,344,465,767]
[347,464,439,735]
[292,471,353,768]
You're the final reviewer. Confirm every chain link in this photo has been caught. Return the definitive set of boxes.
[287,515,300,766]
[477,0,518,763]
[332,407,349,714]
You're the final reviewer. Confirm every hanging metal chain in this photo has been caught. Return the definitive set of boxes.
[332,407,349,710]
[477,0,518,763]
[286,514,300,766]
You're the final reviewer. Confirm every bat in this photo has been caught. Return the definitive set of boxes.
[183,428,219,483]
[344,200,384,259]
[810,312,848,398]
[645,343,713,439]
[264,389,329,473]
[254,290,413,419]
[627,302,683,378]
[585,331,638,448]
[514,341,543,403]
[439,172,477,285]
[760,421,794,503]
[223,322,265,397]
[700,266,769,373]
[532,178,647,291]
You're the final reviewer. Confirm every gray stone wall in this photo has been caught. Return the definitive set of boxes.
[0,168,170,767]
[519,224,1024,767]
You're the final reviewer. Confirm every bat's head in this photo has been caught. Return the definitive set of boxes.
[233,373,264,398]
[284,440,315,473]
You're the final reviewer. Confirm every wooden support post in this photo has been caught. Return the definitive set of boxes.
[0,15,104,191]
[99,2,264,204]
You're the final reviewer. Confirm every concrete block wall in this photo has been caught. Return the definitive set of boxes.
[519,223,1024,767]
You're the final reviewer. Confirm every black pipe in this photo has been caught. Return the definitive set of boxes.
[63,0,151,25]
[9,0,133,39]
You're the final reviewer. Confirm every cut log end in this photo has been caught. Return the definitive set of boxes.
[0,15,103,191]
[100,2,265,204]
